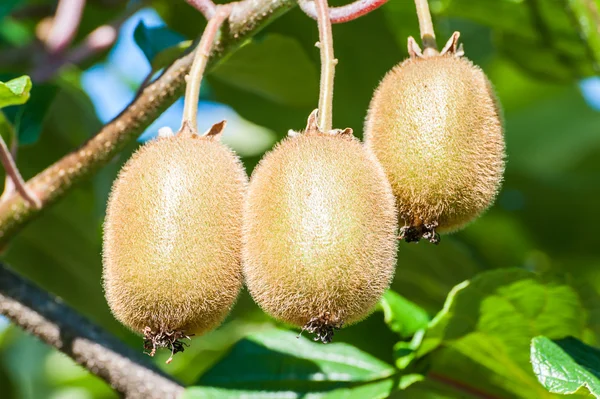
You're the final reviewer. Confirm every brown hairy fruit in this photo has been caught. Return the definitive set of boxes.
[103,133,247,359]
[243,122,398,343]
[364,34,505,243]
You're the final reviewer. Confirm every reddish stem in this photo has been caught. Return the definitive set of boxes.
[32,5,138,82]
[68,24,118,64]
[428,372,501,399]
[45,0,87,54]
[299,0,388,24]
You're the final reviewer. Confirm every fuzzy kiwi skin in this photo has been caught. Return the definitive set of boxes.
[364,54,505,237]
[103,134,247,337]
[243,132,398,334]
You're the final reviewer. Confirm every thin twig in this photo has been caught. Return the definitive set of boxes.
[0,263,184,399]
[314,0,336,132]
[414,0,437,54]
[298,0,388,24]
[185,0,217,19]
[32,6,134,82]
[68,24,118,64]
[181,5,231,132]
[45,0,87,54]
[0,0,296,244]
[0,135,41,209]
[0,124,18,204]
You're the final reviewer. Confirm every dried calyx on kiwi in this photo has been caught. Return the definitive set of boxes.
[243,111,398,343]
[103,121,247,363]
[365,32,505,244]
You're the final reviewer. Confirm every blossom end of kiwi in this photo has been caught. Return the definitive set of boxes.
[142,326,193,364]
[300,312,344,344]
[399,222,440,245]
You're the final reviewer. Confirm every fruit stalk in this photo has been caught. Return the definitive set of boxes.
[181,5,231,132]
[414,0,437,54]
[314,0,337,132]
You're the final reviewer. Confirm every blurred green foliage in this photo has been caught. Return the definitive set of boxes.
[0,0,600,398]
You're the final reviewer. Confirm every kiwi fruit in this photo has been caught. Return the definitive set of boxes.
[243,112,398,343]
[103,125,247,361]
[364,32,505,243]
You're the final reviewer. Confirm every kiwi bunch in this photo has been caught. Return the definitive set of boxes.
[365,32,505,243]
[102,3,505,357]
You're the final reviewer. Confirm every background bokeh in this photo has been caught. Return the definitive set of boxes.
[0,0,599,397]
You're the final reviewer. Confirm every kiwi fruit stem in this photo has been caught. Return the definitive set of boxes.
[413,0,438,56]
[409,31,464,60]
[180,4,231,135]
[314,0,337,132]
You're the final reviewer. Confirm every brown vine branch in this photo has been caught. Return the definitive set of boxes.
[0,262,184,399]
[314,0,336,131]
[298,0,388,24]
[0,0,296,244]
[185,0,217,20]
[181,5,231,132]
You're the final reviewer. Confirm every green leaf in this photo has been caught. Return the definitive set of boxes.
[0,0,19,21]
[503,85,600,178]
[133,21,186,70]
[392,237,486,314]
[568,0,600,70]
[183,379,396,399]
[154,320,275,385]
[532,336,600,397]
[211,34,319,107]
[1,82,59,145]
[435,0,600,80]
[393,331,425,370]
[0,76,31,109]
[415,269,593,399]
[195,328,396,395]
[379,290,429,339]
